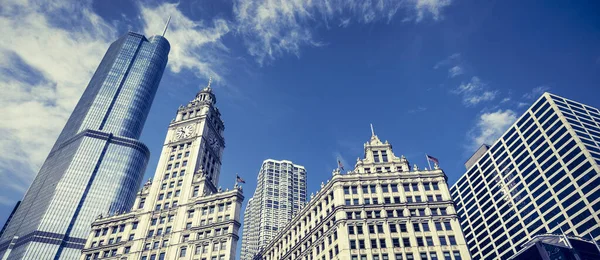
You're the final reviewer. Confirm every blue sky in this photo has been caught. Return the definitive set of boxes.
[1,0,599,249]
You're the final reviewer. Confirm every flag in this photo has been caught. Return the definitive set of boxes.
[426,155,439,165]
[236,174,246,184]
[338,160,345,171]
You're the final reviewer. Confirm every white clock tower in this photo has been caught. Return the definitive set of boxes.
[164,80,225,191]
[81,80,245,260]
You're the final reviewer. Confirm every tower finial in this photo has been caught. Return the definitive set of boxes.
[370,124,375,136]
[207,76,212,89]
[162,16,172,37]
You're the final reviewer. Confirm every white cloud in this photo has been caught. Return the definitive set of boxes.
[434,53,460,69]
[468,109,518,151]
[339,18,351,28]
[523,85,550,100]
[139,3,231,82]
[0,0,115,197]
[407,106,428,114]
[0,1,232,201]
[234,0,453,64]
[453,77,498,106]
[448,65,464,78]
[434,53,466,77]
[0,196,14,206]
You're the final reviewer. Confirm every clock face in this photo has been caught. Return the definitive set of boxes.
[175,125,194,140]
[208,136,220,151]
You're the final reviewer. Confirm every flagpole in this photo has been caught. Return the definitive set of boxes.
[426,154,432,170]
[559,227,573,249]
[589,233,600,254]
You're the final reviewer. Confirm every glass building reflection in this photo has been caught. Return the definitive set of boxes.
[0,32,170,260]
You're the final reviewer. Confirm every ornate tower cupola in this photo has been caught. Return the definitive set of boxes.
[353,124,410,174]
[194,77,216,105]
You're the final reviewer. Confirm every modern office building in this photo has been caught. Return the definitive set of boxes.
[241,198,258,260]
[0,202,20,239]
[241,159,307,259]
[255,133,471,260]
[451,93,600,260]
[80,82,244,260]
[0,31,170,260]
[508,234,600,260]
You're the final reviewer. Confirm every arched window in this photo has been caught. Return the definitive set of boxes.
[180,247,187,257]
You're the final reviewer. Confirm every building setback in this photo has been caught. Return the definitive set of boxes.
[507,234,600,260]
[451,93,600,260]
[241,159,307,259]
[80,82,244,260]
[0,31,170,260]
[256,133,470,260]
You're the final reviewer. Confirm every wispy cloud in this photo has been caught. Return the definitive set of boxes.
[407,106,428,114]
[0,1,235,201]
[448,65,464,78]
[234,0,453,64]
[453,77,499,106]
[140,3,231,83]
[467,109,517,151]
[0,0,115,197]
[523,85,550,100]
[339,18,351,28]
[434,53,466,78]
[434,53,460,69]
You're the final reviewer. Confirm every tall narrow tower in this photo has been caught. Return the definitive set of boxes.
[0,32,170,260]
[80,81,244,260]
[241,159,307,259]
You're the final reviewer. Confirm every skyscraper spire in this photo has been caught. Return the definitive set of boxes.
[370,123,375,136]
[162,16,171,37]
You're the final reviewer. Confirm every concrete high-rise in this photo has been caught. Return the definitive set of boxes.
[0,32,170,260]
[241,159,307,259]
[451,93,600,260]
[80,81,244,260]
[256,133,471,260]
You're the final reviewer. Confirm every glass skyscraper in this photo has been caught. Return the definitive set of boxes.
[451,93,600,259]
[0,32,170,260]
[241,159,307,260]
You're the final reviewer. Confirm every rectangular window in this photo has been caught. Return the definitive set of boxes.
[413,223,420,232]
[448,236,457,245]
[439,236,447,246]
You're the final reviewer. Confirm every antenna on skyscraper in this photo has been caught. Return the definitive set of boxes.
[162,16,172,37]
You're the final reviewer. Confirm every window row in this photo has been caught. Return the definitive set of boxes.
[157,190,181,200]
[166,160,188,170]
[343,183,440,195]
[163,170,186,180]
[158,180,183,190]
[168,151,190,161]
[349,235,457,249]
[343,195,444,205]
[351,251,462,260]
[348,221,452,235]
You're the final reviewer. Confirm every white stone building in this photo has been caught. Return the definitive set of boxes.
[241,160,307,259]
[255,133,471,260]
[80,82,244,260]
